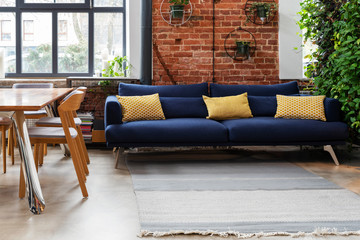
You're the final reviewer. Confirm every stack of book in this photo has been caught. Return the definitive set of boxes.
[77,112,94,143]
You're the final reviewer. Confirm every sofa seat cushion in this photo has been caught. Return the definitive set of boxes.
[222,117,349,143]
[106,118,228,143]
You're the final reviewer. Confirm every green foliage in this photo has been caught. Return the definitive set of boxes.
[99,56,132,89]
[102,55,131,78]
[298,0,360,141]
[247,2,277,21]
[59,42,88,73]
[168,0,189,5]
[235,40,250,45]
[26,44,52,73]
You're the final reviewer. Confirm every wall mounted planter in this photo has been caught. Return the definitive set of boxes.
[160,0,193,26]
[245,0,277,25]
[225,27,256,61]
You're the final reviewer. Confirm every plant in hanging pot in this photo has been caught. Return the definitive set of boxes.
[248,2,277,23]
[235,40,251,57]
[169,0,189,19]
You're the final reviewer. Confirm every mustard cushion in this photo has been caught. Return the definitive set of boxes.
[116,93,165,122]
[203,93,253,120]
[275,95,326,121]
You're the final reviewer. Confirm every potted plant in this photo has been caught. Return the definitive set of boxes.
[248,2,277,23]
[235,40,251,57]
[99,56,132,89]
[169,0,189,19]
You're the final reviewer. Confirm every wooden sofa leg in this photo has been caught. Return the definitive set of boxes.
[324,145,340,166]
[115,147,127,170]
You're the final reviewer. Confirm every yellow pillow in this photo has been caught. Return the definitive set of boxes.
[203,93,253,120]
[275,95,326,121]
[116,93,165,122]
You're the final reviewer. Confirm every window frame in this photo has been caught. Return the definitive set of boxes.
[0,0,126,77]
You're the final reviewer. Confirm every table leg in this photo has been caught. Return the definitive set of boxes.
[13,111,45,214]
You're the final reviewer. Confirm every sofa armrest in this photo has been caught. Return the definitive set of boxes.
[324,97,342,122]
[105,96,122,128]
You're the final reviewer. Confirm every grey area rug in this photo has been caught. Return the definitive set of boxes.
[126,153,360,238]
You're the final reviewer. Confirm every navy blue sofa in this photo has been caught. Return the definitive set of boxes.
[105,81,349,165]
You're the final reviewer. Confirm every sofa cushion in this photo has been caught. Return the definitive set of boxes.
[221,117,349,143]
[105,118,228,143]
[210,81,299,97]
[119,82,209,97]
[275,95,326,121]
[117,93,165,122]
[160,97,208,118]
[203,93,253,120]
[248,96,277,116]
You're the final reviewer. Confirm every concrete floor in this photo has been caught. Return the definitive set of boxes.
[0,145,360,240]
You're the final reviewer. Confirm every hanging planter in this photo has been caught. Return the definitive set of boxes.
[245,0,277,25]
[160,0,193,26]
[224,28,256,61]
[235,41,250,57]
[170,4,185,19]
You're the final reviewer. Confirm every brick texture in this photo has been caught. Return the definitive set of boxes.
[152,0,280,85]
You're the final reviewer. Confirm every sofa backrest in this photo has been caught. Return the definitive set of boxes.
[210,81,299,97]
[209,81,299,117]
[118,82,208,97]
[118,82,209,118]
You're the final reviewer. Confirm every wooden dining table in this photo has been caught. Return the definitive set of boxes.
[0,88,73,214]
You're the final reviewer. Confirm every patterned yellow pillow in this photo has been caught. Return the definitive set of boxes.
[116,93,165,122]
[275,95,326,121]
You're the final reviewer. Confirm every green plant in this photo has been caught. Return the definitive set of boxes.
[248,2,277,21]
[298,0,360,141]
[169,0,189,5]
[99,55,132,90]
[102,55,131,78]
[235,40,250,45]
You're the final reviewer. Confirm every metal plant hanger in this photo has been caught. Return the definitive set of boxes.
[224,27,256,61]
[160,0,193,26]
[245,0,277,25]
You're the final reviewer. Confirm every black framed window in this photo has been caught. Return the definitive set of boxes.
[0,0,126,77]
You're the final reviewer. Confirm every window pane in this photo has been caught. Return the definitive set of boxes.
[24,0,84,3]
[0,0,15,7]
[94,0,123,7]
[94,13,123,73]
[22,13,52,73]
[0,13,15,73]
[58,12,88,73]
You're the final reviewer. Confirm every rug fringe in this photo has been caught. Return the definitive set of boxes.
[138,228,360,238]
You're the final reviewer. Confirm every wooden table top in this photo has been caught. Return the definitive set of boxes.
[0,88,73,111]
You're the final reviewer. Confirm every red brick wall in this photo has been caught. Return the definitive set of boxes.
[152,0,280,85]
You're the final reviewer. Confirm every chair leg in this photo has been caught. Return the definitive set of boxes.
[75,135,89,176]
[7,126,12,156]
[76,126,90,164]
[10,130,14,165]
[43,143,47,156]
[324,145,340,166]
[2,127,6,173]
[67,138,88,197]
[39,143,44,166]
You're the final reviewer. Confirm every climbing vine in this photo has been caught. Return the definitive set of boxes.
[298,0,360,141]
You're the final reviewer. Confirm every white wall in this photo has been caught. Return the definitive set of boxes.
[127,0,142,79]
[279,0,303,79]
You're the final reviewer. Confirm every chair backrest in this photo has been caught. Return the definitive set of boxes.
[12,83,54,89]
[58,91,85,137]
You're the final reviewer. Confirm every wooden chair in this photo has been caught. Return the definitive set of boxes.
[28,91,89,198]
[35,87,90,166]
[0,117,14,173]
